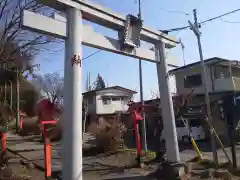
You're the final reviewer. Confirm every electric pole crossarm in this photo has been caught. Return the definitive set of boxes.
[188,21,201,36]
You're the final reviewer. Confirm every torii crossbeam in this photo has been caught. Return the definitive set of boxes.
[20,0,180,179]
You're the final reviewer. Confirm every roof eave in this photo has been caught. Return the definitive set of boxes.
[168,57,227,74]
[82,86,137,95]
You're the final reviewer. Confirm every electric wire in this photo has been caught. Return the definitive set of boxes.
[220,18,240,24]
[40,49,103,78]
[139,0,190,16]
[163,8,240,32]
[150,1,189,16]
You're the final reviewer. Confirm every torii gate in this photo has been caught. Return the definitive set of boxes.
[20,0,180,179]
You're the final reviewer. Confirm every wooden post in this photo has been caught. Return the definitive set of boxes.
[4,80,7,104]
[0,131,7,165]
[16,68,20,133]
[19,110,26,131]
[9,81,12,109]
[41,120,56,179]
[133,118,141,158]
[1,132,6,154]
[128,102,144,167]
[43,125,52,179]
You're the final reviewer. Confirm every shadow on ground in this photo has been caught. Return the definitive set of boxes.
[124,135,239,153]
[103,176,152,180]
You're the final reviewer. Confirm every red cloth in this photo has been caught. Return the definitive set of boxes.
[38,99,56,121]
[127,101,143,155]
[20,120,23,129]
[132,111,143,121]
[127,102,144,121]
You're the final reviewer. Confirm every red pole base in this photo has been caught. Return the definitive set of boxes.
[1,133,6,153]
[20,119,23,130]
[43,127,52,179]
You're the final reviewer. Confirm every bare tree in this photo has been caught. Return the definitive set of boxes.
[150,90,160,99]
[91,74,106,90]
[0,91,14,125]
[0,0,57,74]
[149,89,194,118]
[32,73,64,106]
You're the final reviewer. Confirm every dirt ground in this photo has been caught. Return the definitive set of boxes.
[0,151,44,180]
[3,131,240,180]
[2,150,240,180]
[6,164,44,180]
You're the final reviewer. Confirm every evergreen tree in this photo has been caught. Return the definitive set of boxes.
[95,74,106,90]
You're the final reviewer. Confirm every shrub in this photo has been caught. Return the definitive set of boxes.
[95,115,126,152]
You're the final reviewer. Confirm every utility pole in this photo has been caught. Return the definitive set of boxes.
[179,39,186,65]
[137,0,148,153]
[16,68,20,133]
[227,63,237,168]
[10,80,12,109]
[4,81,7,104]
[188,9,218,166]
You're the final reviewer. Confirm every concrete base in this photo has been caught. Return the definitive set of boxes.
[135,153,146,168]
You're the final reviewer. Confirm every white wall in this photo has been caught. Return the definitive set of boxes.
[172,63,240,95]
[95,89,133,114]
[168,65,177,95]
[174,65,213,94]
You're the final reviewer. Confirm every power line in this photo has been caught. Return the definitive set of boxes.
[41,49,103,78]
[139,0,189,16]
[152,2,189,16]
[163,8,240,32]
[200,8,240,24]
[82,49,102,60]
[220,18,240,24]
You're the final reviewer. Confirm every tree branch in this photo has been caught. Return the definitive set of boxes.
[0,0,57,77]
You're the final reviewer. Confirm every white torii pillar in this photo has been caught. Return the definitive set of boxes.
[62,7,83,180]
[155,40,180,163]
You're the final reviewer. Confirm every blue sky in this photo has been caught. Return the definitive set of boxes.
[35,0,240,100]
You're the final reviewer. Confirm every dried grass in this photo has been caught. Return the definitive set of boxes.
[95,121,126,152]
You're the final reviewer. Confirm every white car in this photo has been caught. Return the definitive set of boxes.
[161,118,206,143]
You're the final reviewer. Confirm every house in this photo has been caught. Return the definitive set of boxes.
[83,86,137,115]
[168,57,240,141]
[168,57,240,95]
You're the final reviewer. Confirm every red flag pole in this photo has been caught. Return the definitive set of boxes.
[39,99,57,179]
[127,101,144,167]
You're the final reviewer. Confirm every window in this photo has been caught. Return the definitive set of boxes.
[214,66,229,79]
[184,74,202,88]
[112,97,121,101]
[121,97,126,104]
[102,96,111,105]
